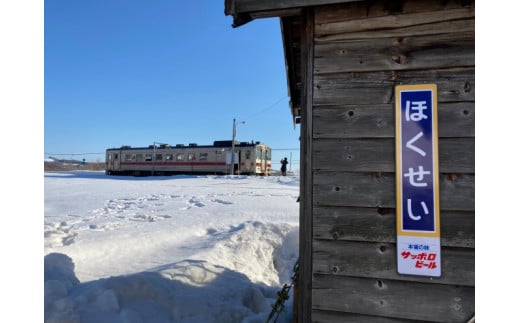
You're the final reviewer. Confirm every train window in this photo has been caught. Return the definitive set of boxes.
[145,154,152,161]
[176,153,184,161]
[166,154,173,161]
[136,154,143,162]
[199,153,208,161]
[156,154,163,161]
[125,154,134,162]
[115,154,118,160]
[245,150,251,159]
[108,154,112,161]
[188,153,196,161]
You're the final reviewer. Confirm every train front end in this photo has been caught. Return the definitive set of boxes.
[255,143,271,176]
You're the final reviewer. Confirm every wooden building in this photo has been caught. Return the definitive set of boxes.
[225,0,475,322]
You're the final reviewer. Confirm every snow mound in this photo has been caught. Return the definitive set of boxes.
[196,221,299,286]
[44,221,298,323]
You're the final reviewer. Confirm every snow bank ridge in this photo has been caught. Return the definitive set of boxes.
[44,221,298,323]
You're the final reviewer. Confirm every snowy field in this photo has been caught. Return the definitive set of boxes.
[44,171,300,323]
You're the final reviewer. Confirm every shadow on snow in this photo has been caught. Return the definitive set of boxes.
[44,253,293,323]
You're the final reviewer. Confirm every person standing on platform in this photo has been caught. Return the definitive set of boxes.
[280,157,288,176]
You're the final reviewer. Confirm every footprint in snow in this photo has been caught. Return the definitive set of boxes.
[189,197,205,208]
[212,199,233,205]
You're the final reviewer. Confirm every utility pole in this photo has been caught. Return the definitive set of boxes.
[231,118,236,175]
[231,118,245,175]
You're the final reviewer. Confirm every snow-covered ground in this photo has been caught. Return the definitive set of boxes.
[44,171,300,323]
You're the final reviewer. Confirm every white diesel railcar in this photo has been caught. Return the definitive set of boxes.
[105,140,272,176]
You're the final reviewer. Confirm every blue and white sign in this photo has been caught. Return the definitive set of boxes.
[395,84,441,277]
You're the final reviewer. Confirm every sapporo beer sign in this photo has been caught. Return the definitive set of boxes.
[395,84,441,277]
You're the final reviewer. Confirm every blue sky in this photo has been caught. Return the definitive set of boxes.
[44,1,300,167]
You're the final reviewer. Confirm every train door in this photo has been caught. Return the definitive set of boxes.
[244,149,252,174]
[263,146,272,175]
[235,150,241,174]
[266,147,272,175]
[260,148,266,174]
[113,150,121,170]
[257,146,267,175]
[107,150,121,173]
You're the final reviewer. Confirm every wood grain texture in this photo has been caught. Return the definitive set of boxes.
[311,309,428,323]
[313,206,475,247]
[312,274,475,322]
[314,31,474,74]
[313,102,475,138]
[313,240,475,286]
[299,0,474,321]
[313,171,475,211]
[313,68,475,105]
[313,138,474,173]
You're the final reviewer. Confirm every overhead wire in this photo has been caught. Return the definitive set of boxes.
[241,95,288,121]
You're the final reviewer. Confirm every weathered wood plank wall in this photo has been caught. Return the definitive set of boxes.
[309,0,475,321]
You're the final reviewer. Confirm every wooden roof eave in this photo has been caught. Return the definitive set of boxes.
[226,7,302,28]
[225,0,363,22]
[281,16,303,126]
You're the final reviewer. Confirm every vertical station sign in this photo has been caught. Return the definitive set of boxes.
[395,84,441,277]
